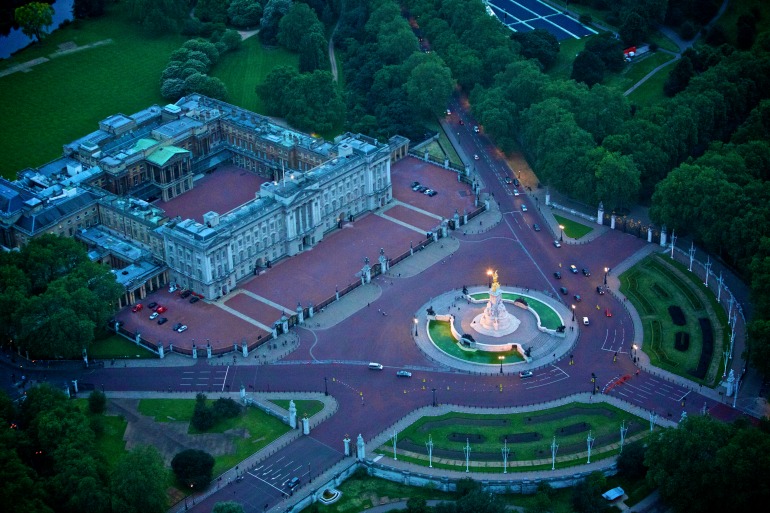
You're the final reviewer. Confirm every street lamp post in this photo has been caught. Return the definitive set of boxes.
[487,269,493,288]
[432,387,437,407]
[604,267,609,285]
[559,224,564,242]
[413,316,418,336]
[632,344,638,363]
[571,304,576,322]
[499,355,505,374]
[324,377,328,396]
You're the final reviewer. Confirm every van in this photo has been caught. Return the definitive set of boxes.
[368,362,383,370]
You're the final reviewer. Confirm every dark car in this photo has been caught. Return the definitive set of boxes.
[287,476,300,490]
[172,322,182,331]
[411,181,420,189]
[426,189,437,197]
[189,296,200,303]
[147,301,158,309]
[157,317,168,325]
[180,290,192,298]
[560,286,568,295]
[574,294,582,302]
[582,268,591,276]
[554,271,562,279]
[417,185,428,193]
[533,223,541,231]
[597,286,606,295]
[513,178,520,186]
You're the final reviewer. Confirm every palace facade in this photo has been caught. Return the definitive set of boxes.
[0,94,409,304]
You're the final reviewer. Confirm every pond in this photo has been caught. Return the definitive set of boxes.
[1,0,74,60]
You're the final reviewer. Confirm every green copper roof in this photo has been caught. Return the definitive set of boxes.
[147,145,189,166]
[131,138,157,152]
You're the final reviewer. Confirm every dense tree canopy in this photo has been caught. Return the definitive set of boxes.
[0,235,122,358]
[14,2,53,42]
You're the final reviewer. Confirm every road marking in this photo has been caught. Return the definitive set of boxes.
[222,366,229,392]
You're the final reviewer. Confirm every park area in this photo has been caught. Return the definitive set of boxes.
[620,254,727,386]
[374,403,648,473]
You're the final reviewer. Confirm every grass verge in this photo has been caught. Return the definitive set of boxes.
[90,333,157,359]
[428,320,524,364]
[268,399,324,418]
[553,214,592,239]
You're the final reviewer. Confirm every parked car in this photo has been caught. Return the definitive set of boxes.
[412,183,422,191]
[149,312,159,320]
[417,185,428,193]
[177,325,188,333]
[554,271,562,279]
[519,370,533,379]
[423,188,434,195]
[582,268,591,276]
[513,178,520,186]
[533,223,541,231]
[574,294,582,302]
[553,240,561,248]
[560,286,568,295]
[397,370,412,377]
[189,296,200,304]
[172,323,183,331]
[147,302,157,310]
[131,303,143,312]
[426,190,437,197]
[157,317,168,325]
[521,204,527,212]
[156,305,167,313]
[569,265,578,274]
[181,290,192,298]
[411,181,420,189]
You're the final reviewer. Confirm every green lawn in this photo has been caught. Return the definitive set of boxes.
[603,52,676,93]
[268,399,324,418]
[0,3,186,178]
[548,36,591,80]
[626,63,671,106]
[428,320,524,364]
[553,214,593,239]
[89,333,157,359]
[212,36,298,116]
[620,254,725,386]
[375,404,649,473]
[137,398,291,476]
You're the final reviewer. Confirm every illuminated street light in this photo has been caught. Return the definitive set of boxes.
[571,304,576,321]
[559,224,564,242]
[413,316,418,336]
[604,267,609,285]
[499,355,505,374]
[487,269,493,288]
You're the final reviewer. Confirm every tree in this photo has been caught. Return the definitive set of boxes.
[571,50,605,87]
[228,0,263,28]
[278,2,323,52]
[171,449,215,490]
[405,56,455,120]
[195,0,230,24]
[299,31,328,72]
[616,441,647,480]
[219,29,243,52]
[510,29,559,70]
[585,34,625,73]
[571,471,610,513]
[126,0,188,35]
[191,393,215,431]
[212,502,245,513]
[88,390,107,414]
[664,55,694,97]
[112,446,168,513]
[592,148,640,211]
[256,65,299,115]
[619,11,647,46]
[14,2,54,42]
[260,0,293,44]
[74,0,106,19]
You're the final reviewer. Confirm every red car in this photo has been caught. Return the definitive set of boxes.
[131,304,143,313]
[156,305,167,313]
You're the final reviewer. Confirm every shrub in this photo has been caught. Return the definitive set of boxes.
[191,393,215,431]
[88,389,107,414]
[212,397,242,419]
[668,305,686,326]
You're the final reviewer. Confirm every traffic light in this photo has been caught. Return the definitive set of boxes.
[591,372,596,383]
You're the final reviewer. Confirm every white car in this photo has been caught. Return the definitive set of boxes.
[177,325,188,332]
[474,154,479,160]
[473,125,479,133]
[583,317,590,326]
[521,204,527,212]
[519,370,533,379]
[149,312,159,320]
[513,189,520,196]
[397,370,412,377]
[553,240,561,248]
